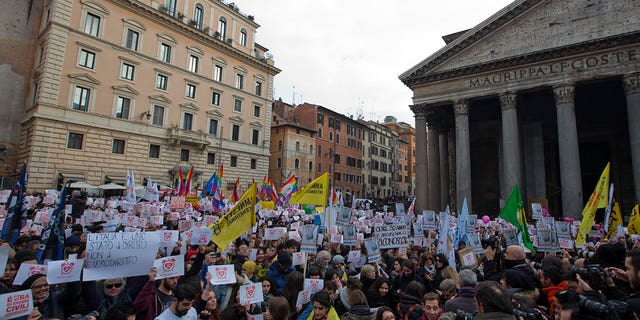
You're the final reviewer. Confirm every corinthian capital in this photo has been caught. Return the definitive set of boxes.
[552,84,575,105]
[623,73,640,96]
[453,100,469,116]
[498,93,517,111]
[410,104,428,119]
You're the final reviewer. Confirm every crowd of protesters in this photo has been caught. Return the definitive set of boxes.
[1,189,640,320]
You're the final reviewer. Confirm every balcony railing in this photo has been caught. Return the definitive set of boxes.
[167,127,211,150]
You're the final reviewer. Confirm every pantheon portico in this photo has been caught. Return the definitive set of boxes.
[400,0,640,218]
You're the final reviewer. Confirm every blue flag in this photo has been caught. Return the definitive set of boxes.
[0,163,28,243]
[454,198,470,250]
[36,183,68,263]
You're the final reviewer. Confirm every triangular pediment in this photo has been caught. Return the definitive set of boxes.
[179,102,199,112]
[401,0,640,83]
[206,109,224,118]
[229,115,244,123]
[68,73,100,85]
[249,121,263,129]
[112,85,139,95]
[148,94,172,104]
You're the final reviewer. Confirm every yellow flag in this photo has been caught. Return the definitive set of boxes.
[575,163,610,246]
[629,204,640,235]
[606,202,623,239]
[208,183,257,250]
[290,172,329,206]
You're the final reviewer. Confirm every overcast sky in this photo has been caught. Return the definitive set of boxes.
[231,0,514,125]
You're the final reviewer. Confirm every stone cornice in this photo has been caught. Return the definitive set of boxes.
[108,0,281,76]
[403,31,640,87]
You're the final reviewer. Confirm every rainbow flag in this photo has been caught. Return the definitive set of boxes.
[229,178,240,203]
[181,165,194,196]
[278,174,298,204]
[267,178,278,202]
[176,166,183,195]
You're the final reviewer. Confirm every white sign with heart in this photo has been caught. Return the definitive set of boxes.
[13,263,47,286]
[292,252,306,266]
[239,282,264,305]
[47,258,84,284]
[153,255,185,280]
[208,264,236,285]
[303,278,324,294]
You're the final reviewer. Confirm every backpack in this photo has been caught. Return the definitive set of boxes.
[397,303,420,320]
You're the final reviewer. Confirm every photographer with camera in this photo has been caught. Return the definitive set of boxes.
[478,237,502,282]
[601,248,640,317]
[540,266,567,317]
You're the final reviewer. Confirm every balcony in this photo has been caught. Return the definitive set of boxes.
[167,127,211,150]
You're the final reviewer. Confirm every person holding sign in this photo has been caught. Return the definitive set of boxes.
[20,273,81,320]
[155,284,198,320]
[134,267,178,320]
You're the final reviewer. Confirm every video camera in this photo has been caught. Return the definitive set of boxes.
[577,249,596,259]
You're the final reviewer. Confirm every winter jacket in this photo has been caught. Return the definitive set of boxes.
[267,261,292,294]
[305,306,340,320]
[133,280,174,320]
[542,280,568,317]
[443,287,476,314]
[396,295,424,320]
[340,304,375,320]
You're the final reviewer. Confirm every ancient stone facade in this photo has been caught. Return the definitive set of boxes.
[401,0,640,217]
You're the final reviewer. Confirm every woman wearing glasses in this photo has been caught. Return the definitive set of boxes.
[95,278,131,318]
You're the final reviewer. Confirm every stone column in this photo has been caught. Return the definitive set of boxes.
[439,128,450,210]
[427,120,441,211]
[499,92,522,197]
[413,107,428,214]
[624,73,640,203]
[553,84,583,218]
[454,100,472,211]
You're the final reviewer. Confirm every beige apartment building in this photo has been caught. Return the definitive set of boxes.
[384,119,415,196]
[19,0,279,190]
[359,120,395,198]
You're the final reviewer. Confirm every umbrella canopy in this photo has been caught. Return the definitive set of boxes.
[70,181,97,189]
[97,182,127,190]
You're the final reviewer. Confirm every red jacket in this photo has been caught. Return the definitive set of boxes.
[542,280,568,316]
[133,280,174,320]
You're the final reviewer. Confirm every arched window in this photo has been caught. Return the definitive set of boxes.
[193,4,204,29]
[240,29,247,46]
[309,161,313,171]
[278,140,282,151]
[295,141,300,151]
[217,17,227,40]
[295,159,300,169]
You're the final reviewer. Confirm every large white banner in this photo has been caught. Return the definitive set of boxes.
[83,231,160,281]
[374,224,410,249]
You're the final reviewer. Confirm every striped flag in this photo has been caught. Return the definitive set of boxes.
[1,162,28,243]
[36,182,67,263]
[278,174,298,204]
[181,165,194,196]
[229,178,240,203]
[176,166,183,195]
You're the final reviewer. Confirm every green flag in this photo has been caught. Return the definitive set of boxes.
[500,185,535,252]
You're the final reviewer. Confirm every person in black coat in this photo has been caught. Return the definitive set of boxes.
[396,281,424,320]
[366,278,392,309]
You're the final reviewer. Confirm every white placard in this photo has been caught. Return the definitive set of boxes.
[292,252,306,266]
[0,290,33,319]
[191,228,214,245]
[348,250,361,263]
[0,247,10,277]
[239,282,264,305]
[296,289,312,307]
[208,264,236,285]
[247,313,264,320]
[304,278,324,294]
[249,248,257,261]
[83,231,161,281]
[531,203,543,220]
[13,264,46,285]
[153,255,185,280]
[288,231,301,242]
[46,259,84,284]
[158,230,179,247]
[300,225,318,253]
[364,238,380,263]
[374,225,410,249]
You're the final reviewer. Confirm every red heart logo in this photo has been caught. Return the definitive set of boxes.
[216,267,226,279]
[163,232,172,241]
[28,266,44,277]
[162,258,175,272]
[269,229,276,235]
[247,285,255,298]
[60,262,74,275]
[311,281,318,289]
[127,216,135,223]
[302,292,309,300]
[199,235,207,243]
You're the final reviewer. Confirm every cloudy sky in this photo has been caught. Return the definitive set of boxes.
[231,0,514,125]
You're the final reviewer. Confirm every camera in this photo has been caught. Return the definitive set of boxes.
[577,249,595,259]
[513,305,545,320]
[568,264,611,290]
[578,296,633,320]
[532,262,543,270]
[452,310,475,320]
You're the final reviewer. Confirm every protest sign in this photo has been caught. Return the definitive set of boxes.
[158,230,179,247]
[330,233,341,243]
[0,246,9,276]
[422,210,437,230]
[239,282,264,305]
[300,225,318,253]
[288,231,301,242]
[153,255,184,280]
[13,264,46,285]
[374,224,410,249]
[47,259,83,284]
[264,227,287,240]
[208,264,236,285]
[0,290,33,319]
[531,203,543,220]
[247,313,264,320]
[191,228,215,245]
[84,231,160,281]
[292,252,306,266]
[296,289,312,307]
[347,250,361,263]
[364,238,380,263]
[304,279,324,294]
[336,207,352,226]
[342,225,357,246]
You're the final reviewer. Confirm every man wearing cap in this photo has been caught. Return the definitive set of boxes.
[267,251,293,294]
[64,235,82,258]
